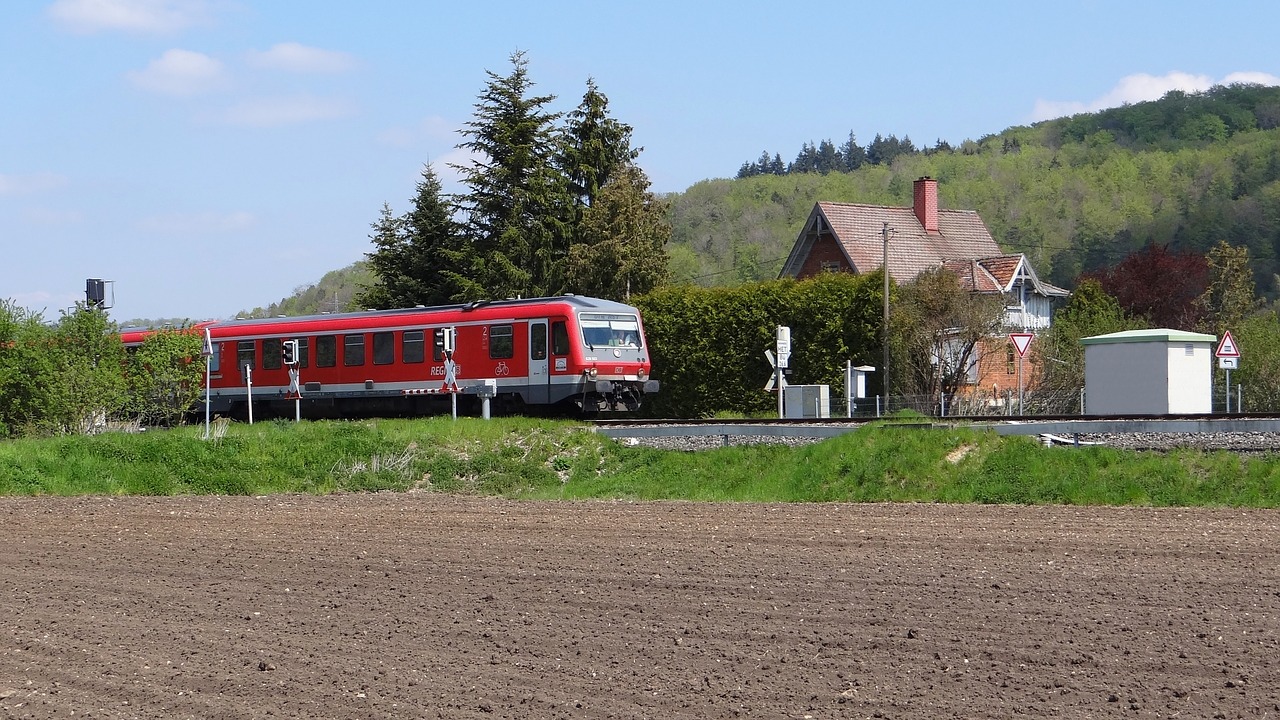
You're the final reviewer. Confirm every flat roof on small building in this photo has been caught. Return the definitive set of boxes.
[1080,328,1217,345]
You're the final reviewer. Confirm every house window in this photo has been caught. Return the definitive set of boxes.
[1006,344,1016,374]
[820,261,842,273]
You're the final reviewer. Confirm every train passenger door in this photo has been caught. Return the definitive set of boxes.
[528,320,549,404]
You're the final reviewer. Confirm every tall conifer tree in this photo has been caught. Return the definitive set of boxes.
[454,51,569,299]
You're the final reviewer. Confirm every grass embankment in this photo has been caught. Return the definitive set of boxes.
[0,418,1278,506]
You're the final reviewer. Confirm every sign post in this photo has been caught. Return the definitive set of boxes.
[1216,331,1241,413]
[768,327,791,419]
[1009,333,1034,415]
[202,328,213,439]
[764,349,788,418]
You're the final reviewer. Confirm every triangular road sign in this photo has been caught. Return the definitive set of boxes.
[1216,330,1240,358]
[1010,332,1034,358]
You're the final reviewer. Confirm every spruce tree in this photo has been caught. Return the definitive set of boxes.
[558,78,640,209]
[357,164,470,309]
[454,51,569,299]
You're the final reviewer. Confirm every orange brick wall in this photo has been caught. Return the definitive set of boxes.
[961,336,1039,400]
[796,234,851,278]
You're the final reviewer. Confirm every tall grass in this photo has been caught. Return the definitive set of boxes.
[1,419,1278,506]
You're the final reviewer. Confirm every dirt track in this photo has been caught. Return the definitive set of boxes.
[2,495,1278,719]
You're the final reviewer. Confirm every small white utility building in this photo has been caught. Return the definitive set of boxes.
[1081,329,1216,415]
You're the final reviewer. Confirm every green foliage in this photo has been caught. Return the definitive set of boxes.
[126,326,206,426]
[634,274,882,417]
[455,50,571,300]
[239,262,374,318]
[0,303,128,437]
[357,166,472,309]
[1198,239,1257,334]
[1029,279,1143,413]
[667,85,1280,303]
[564,163,671,300]
[1231,310,1280,410]
[889,266,1005,407]
[2,417,1280,507]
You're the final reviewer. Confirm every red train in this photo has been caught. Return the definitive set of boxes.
[120,295,659,418]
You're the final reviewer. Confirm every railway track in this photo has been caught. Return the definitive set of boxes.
[591,414,1280,453]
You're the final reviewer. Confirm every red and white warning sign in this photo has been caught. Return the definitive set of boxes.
[1216,330,1240,358]
[1009,332,1034,358]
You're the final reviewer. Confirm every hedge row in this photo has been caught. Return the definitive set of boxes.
[634,273,885,417]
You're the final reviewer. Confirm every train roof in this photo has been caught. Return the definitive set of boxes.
[205,294,641,333]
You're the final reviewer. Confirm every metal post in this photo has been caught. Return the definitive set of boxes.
[882,222,891,408]
[1225,369,1232,413]
[777,367,785,418]
[245,365,253,425]
[846,360,853,418]
[1238,384,1242,413]
[204,354,211,439]
[1017,353,1024,415]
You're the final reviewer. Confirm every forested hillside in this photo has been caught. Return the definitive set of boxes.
[255,84,1280,315]
[671,84,1280,297]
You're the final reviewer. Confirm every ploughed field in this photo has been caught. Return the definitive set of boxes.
[2,495,1278,719]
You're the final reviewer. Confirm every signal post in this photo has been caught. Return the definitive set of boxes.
[282,339,302,422]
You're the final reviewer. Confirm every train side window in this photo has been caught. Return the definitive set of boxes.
[531,323,547,360]
[209,343,220,373]
[263,338,282,370]
[316,335,337,368]
[344,334,366,366]
[237,340,255,372]
[403,330,425,364]
[489,324,513,359]
[551,321,569,355]
[296,337,309,368]
[373,331,394,365]
[432,328,444,362]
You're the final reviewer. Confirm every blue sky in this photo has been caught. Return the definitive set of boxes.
[3,0,1279,322]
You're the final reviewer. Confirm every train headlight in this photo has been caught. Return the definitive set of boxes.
[637,367,648,381]
[586,367,598,380]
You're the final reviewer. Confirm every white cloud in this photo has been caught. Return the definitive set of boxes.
[246,42,355,74]
[137,210,255,234]
[219,95,354,127]
[128,49,228,96]
[0,172,69,195]
[48,0,211,35]
[1031,71,1280,122]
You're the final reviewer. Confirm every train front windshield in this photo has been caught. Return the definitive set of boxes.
[580,313,642,349]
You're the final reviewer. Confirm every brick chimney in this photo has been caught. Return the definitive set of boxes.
[913,176,939,234]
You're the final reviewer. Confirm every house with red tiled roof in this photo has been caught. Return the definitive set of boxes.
[780,177,1069,403]
[780,177,1068,329]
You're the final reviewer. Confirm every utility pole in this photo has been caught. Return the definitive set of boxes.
[882,222,892,409]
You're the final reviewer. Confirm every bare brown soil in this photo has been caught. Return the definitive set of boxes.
[1,495,1278,719]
